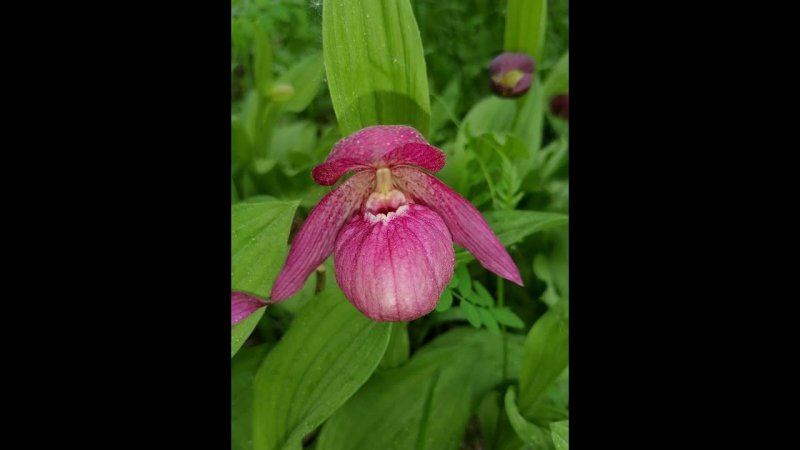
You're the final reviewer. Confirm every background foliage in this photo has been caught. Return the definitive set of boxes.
[232,1,569,449]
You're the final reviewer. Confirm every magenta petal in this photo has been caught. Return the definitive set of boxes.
[231,291,267,326]
[312,158,371,186]
[270,171,375,302]
[508,73,532,97]
[312,125,428,185]
[393,167,523,286]
[489,52,535,77]
[489,52,535,98]
[334,204,454,321]
[383,143,446,173]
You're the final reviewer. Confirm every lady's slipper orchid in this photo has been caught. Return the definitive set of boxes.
[489,52,535,98]
[269,125,522,322]
[231,291,267,326]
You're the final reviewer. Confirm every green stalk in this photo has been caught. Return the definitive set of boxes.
[498,277,507,381]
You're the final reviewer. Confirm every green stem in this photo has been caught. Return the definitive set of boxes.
[498,277,507,382]
[497,277,505,308]
[314,265,326,294]
[415,369,441,450]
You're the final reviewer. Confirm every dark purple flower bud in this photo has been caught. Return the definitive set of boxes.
[489,52,535,98]
[549,94,569,120]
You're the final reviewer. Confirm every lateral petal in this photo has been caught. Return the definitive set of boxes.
[231,291,267,326]
[393,167,523,285]
[270,171,375,301]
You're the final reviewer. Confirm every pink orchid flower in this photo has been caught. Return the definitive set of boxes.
[268,125,522,322]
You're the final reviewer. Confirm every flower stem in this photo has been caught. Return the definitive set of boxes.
[498,276,507,382]
[315,265,326,294]
[497,277,505,308]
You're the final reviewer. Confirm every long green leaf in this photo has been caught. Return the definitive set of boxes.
[504,387,554,449]
[253,24,273,96]
[379,322,409,369]
[533,227,569,307]
[252,287,392,450]
[439,96,516,194]
[317,328,524,450]
[323,0,431,136]
[454,97,517,153]
[504,0,547,63]
[231,177,240,204]
[551,420,569,450]
[484,209,569,247]
[268,121,318,176]
[231,310,266,359]
[232,344,274,450]
[527,367,569,422]
[477,391,526,450]
[430,76,461,137]
[543,51,569,97]
[232,116,253,167]
[275,53,325,112]
[518,301,569,417]
[512,76,545,164]
[231,199,300,357]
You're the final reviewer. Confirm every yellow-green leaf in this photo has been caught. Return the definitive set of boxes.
[504,0,547,63]
[252,287,391,450]
[231,199,299,357]
[323,0,431,136]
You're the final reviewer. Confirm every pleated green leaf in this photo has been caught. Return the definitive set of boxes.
[323,0,431,136]
[231,199,300,357]
[551,420,569,450]
[504,0,547,63]
[253,24,273,96]
[275,53,325,113]
[317,328,524,450]
[252,287,392,450]
[504,387,555,449]
[512,76,545,161]
[518,301,569,417]
[379,322,410,369]
[232,344,274,450]
[484,209,568,247]
[543,51,569,97]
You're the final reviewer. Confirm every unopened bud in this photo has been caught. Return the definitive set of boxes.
[489,52,534,98]
[268,83,295,102]
[549,94,569,120]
